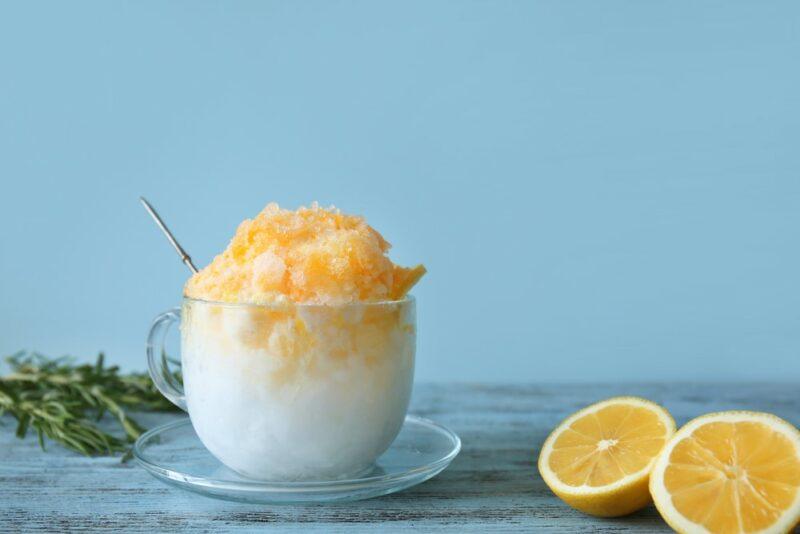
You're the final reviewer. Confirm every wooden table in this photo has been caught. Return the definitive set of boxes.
[2,383,797,532]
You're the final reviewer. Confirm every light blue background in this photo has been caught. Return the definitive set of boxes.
[1,1,798,382]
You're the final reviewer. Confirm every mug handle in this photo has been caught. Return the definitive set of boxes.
[146,308,187,411]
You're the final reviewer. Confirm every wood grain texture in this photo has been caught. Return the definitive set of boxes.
[2,383,798,533]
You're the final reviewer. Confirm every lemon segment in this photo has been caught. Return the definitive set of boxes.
[538,396,676,517]
[649,411,800,534]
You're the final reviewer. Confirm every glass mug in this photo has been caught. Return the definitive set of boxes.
[147,296,416,481]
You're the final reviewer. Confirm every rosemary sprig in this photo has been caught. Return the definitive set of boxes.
[0,351,180,458]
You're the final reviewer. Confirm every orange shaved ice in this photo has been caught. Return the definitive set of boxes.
[184,202,425,305]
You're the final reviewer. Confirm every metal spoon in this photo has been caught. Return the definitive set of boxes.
[139,197,199,274]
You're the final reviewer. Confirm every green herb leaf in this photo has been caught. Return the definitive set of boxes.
[0,352,181,459]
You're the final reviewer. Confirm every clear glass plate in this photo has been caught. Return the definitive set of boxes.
[133,415,461,504]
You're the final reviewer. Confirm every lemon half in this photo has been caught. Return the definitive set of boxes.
[538,396,676,517]
[650,411,800,534]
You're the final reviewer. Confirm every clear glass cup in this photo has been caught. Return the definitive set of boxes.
[147,296,416,481]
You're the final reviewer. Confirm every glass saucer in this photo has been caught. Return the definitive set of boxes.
[133,415,461,504]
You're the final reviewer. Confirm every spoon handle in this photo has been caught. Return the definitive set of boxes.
[139,196,199,274]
